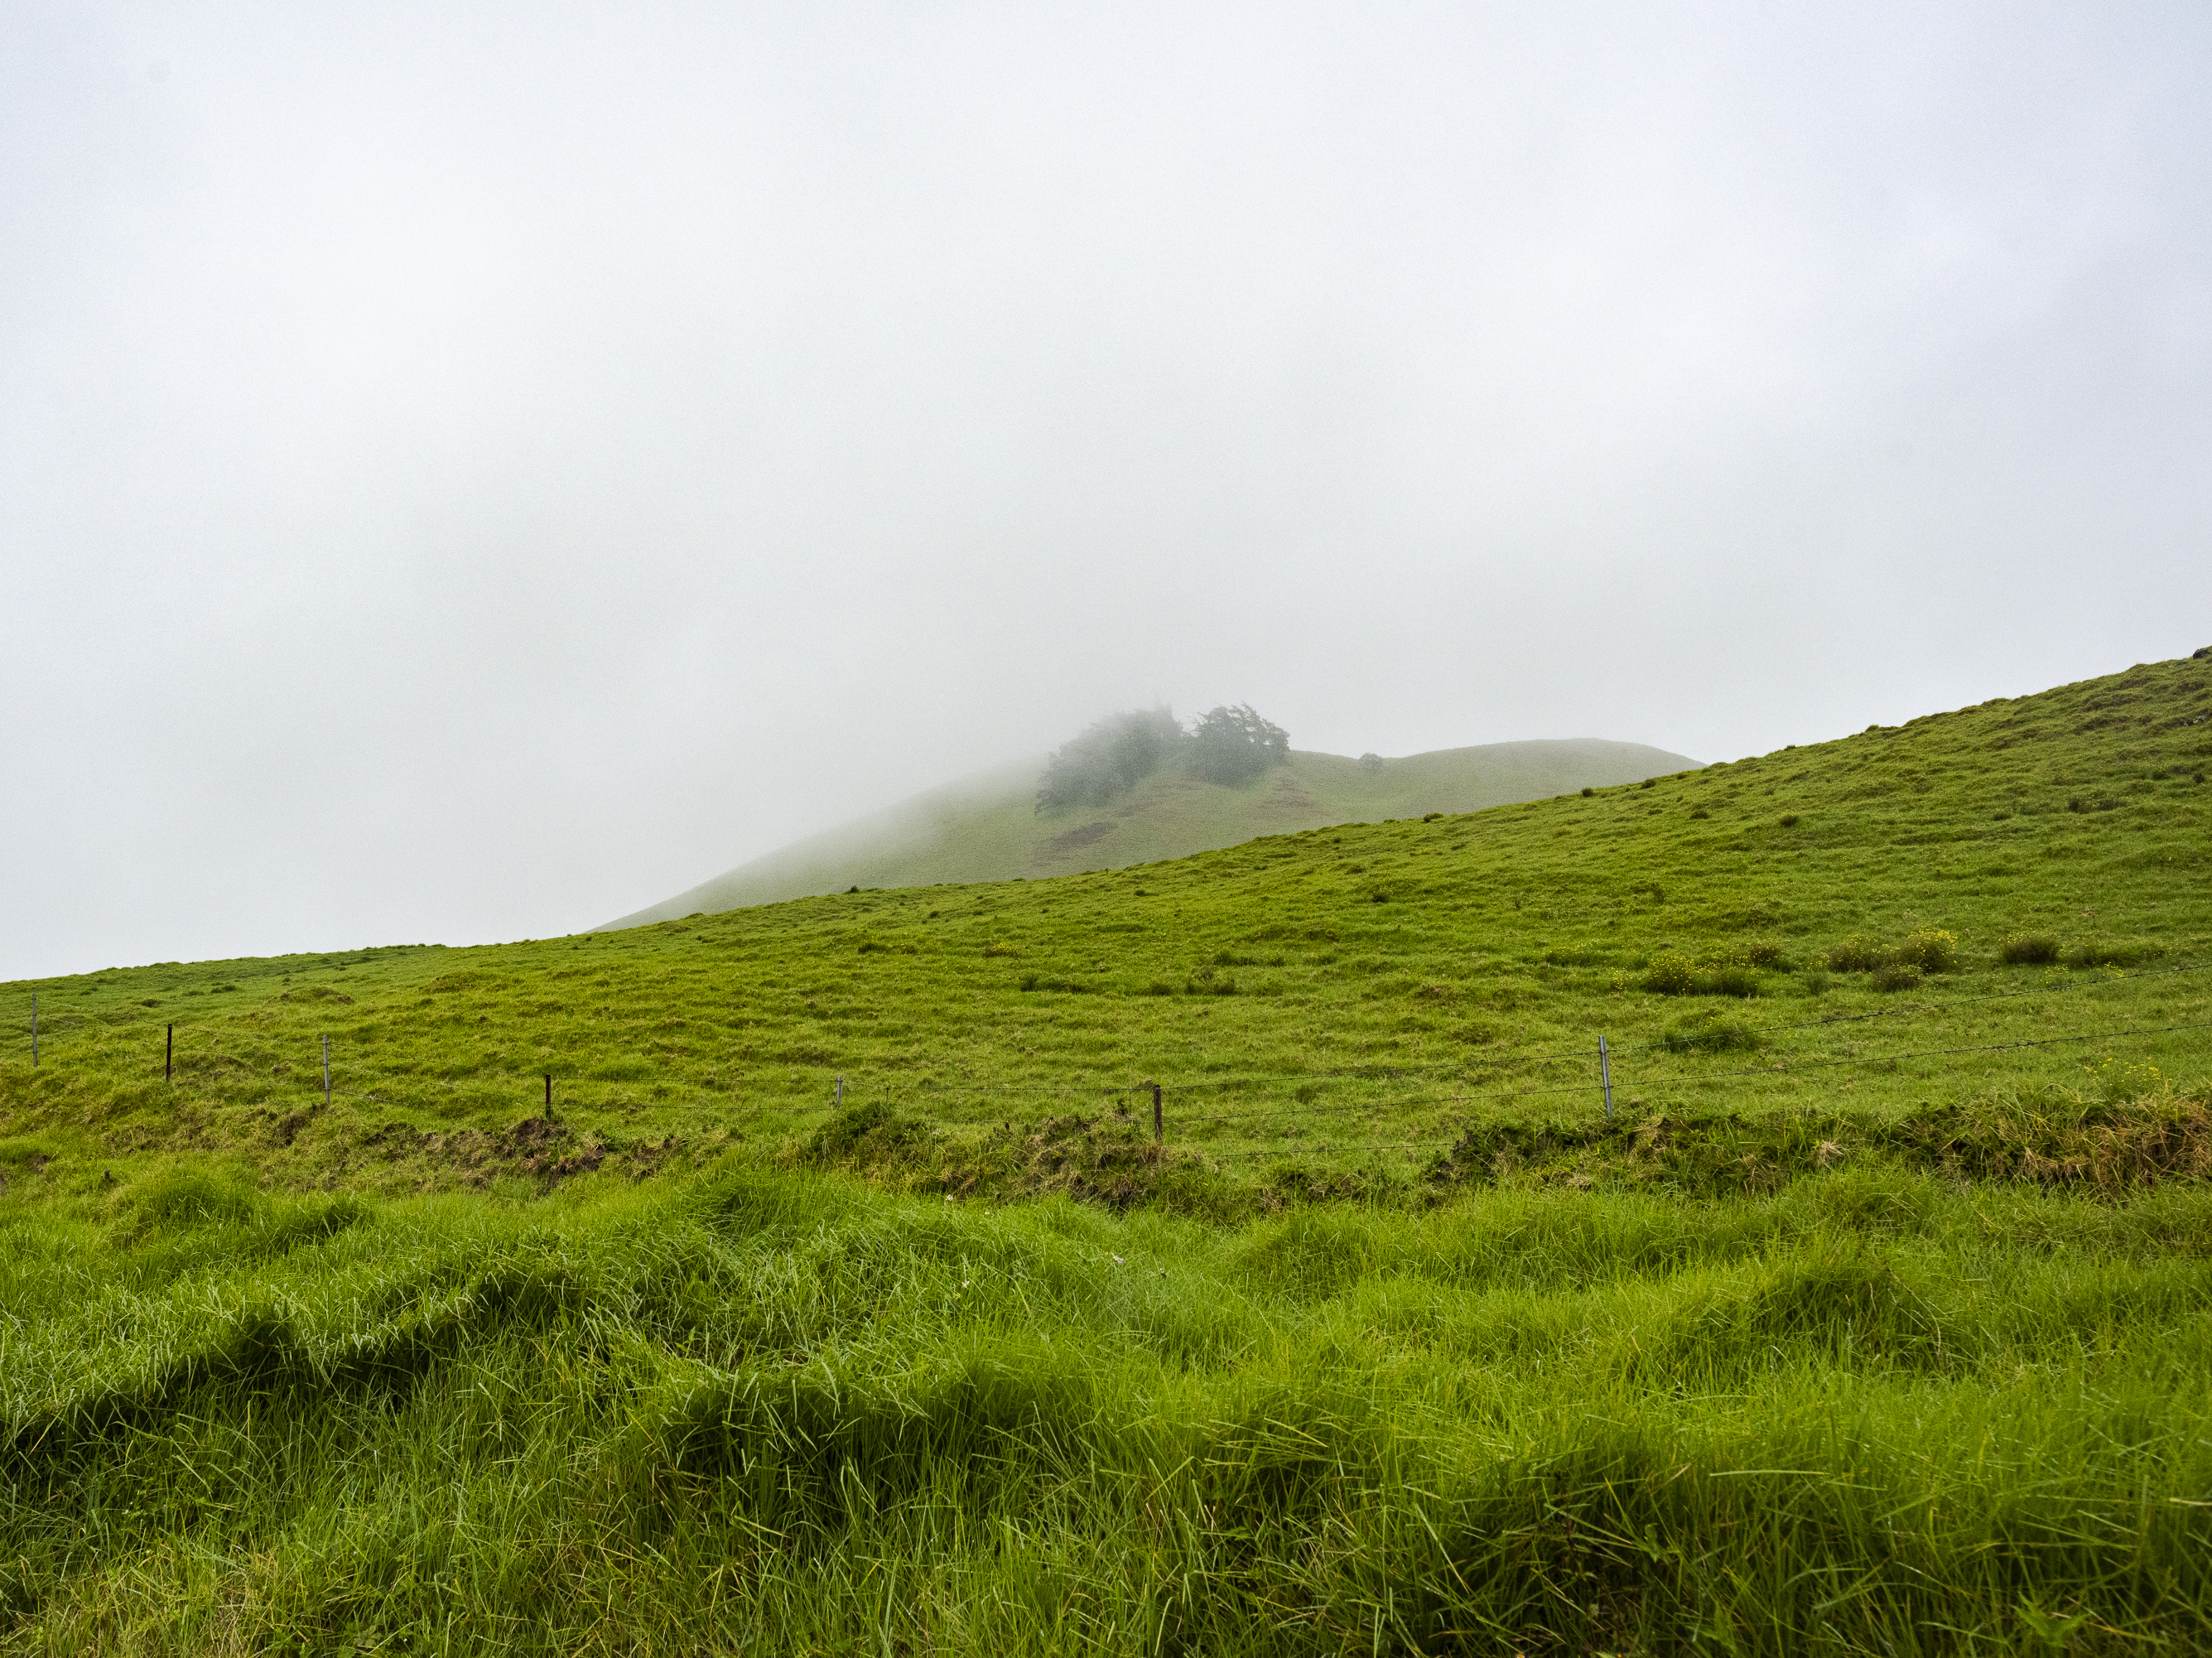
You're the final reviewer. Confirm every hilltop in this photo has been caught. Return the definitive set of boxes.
[602,733,1697,928]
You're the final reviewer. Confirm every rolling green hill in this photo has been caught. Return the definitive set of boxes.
[601,735,1699,928]
[14,658,2203,1165]
[4,653,2212,1653]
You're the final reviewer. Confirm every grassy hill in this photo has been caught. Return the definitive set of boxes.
[4,653,2212,1652]
[601,735,1699,927]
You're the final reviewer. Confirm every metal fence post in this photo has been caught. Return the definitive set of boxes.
[1598,1034,1613,1119]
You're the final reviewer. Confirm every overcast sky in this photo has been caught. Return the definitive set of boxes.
[3,2,2209,980]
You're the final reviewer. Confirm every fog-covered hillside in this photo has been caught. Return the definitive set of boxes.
[601,735,1699,928]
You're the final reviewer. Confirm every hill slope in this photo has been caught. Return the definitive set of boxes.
[4,655,2212,1652]
[8,652,2206,1176]
[603,735,1698,928]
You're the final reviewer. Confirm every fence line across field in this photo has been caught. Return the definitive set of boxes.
[9,982,2209,1174]
[277,1010,2212,1184]
[15,958,2209,1099]
[19,1003,2211,1119]
[18,1003,2212,1115]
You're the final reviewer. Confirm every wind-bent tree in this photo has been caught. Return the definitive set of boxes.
[1187,704,1290,786]
[1034,707,1186,812]
[1035,703,1291,809]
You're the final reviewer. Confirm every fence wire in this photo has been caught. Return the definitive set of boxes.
[9,970,2209,1172]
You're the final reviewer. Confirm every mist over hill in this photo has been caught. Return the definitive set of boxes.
[600,729,1698,929]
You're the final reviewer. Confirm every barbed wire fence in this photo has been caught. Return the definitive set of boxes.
[7,962,2210,1173]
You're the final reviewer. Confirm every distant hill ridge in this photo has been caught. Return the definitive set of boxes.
[600,734,1699,929]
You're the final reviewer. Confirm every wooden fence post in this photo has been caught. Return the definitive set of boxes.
[1151,1081,1163,1145]
[166,1024,173,1082]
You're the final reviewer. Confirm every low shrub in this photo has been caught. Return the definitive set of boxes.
[1897,928,1960,972]
[1745,938,1790,969]
[1827,936,1890,972]
[1641,953,1760,998]
[2001,932,2061,966]
[1708,965,1760,998]
[1871,962,1923,993]
[1826,929,1959,976]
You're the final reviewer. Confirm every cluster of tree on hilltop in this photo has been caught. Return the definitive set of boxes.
[1035,704,1290,812]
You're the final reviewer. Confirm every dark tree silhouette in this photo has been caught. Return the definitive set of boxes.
[1034,707,1186,812]
[1187,704,1290,786]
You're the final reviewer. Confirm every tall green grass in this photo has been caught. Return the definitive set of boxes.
[6,1156,2212,1651]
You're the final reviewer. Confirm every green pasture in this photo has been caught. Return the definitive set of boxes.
[2,651,2211,1651]
[4,653,2208,1195]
